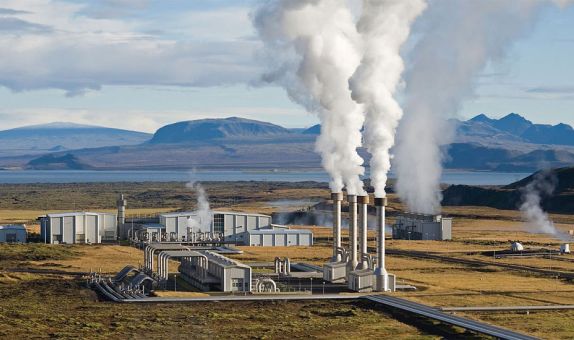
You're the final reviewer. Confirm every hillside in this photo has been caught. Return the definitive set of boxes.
[0,122,152,157]
[442,167,574,213]
[149,117,291,144]
[4,113,574,171]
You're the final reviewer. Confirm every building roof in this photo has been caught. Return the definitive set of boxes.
[0,225,26,231]
[200,250,250,269]
[246,229,313,235]
[45,212,116,218]
[160,210,271,218]
[142,223,164,229]
[211,211,271,218]
[159,211,197,218]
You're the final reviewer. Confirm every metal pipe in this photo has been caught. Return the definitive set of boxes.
[358,195,369,269]
[374,197,389,292]
[331,192,343,262]
[347,194,358,271]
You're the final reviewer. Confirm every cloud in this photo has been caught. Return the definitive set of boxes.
[79,0,150,19]
[0,17,52,33]
[526,85,574,94]
[0,0,260,96]
[0,8,31,15]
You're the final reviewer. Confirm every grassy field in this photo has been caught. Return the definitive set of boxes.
[0,247,445,339]
[2,181,574,338]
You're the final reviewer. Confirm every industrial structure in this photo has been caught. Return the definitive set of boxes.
[392,213,452,241]
[124,208,312,246]
[141,243,251,292]
[0,225,27,243]
[246,228,313,246]
[159,211,272,243]
[39,212,117,244]
[179,250,252,292]
[323,193,396,292]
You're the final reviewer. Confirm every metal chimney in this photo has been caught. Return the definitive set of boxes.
[331,192,343,262]
[374,197,389,291]
[357,195,369,269]
[347,194,358,271]
[117,194,127,240]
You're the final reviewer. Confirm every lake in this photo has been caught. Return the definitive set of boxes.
[0,170,530,186]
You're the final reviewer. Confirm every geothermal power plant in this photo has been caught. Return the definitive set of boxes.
[323,193,394,292]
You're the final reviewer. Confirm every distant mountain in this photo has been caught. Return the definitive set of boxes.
[149,117,291,144]
[6,114,574,172]
[442,167,574,213]
[456,113,574,146]
[302,124,321,135]
[0,122,151,157]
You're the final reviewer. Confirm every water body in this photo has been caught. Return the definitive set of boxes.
[0,169,529,186]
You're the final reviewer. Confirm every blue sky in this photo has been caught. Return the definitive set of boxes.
[0,0,572,132]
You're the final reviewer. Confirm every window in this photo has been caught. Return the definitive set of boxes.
[6,233,17,243]
[213,214,224,234]
[231,278,244,290]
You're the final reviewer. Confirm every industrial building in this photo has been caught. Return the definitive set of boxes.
[39,212,117,244]
[179,250,252,292]
[157,211,271,243]
[392,213,452,241]
[128,210,313,246]
[246,229,313,247]
[0,225,27,243]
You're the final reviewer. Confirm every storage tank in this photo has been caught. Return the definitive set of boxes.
[510,242,524,252]
[560,243,571,254]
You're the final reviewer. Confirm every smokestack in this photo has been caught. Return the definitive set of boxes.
[117,194,126,240]
[347,194,358,271]
[331,192,343,262]
[374,197,388,291]
[358,195,369,269]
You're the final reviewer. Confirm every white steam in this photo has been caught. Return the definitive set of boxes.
[186,180,212,232]
[348,0,427,198]
[519,171,568,241]
[394,0,566,214]
[253,0,366,195]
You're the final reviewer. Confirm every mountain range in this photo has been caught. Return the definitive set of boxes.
[0,122,151,158]
[0,114,573,171]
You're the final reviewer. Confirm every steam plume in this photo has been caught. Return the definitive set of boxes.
[186,180,212,232]
[349,0,427,198]
[519,170,568,240]
[394,0,568,214]
[253,0,366,195]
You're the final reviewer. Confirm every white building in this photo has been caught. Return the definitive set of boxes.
[40,212,117,244]
[158,211,272,243]
[392,213,452,241]
[179,250,252,292]
[246,229,313,247]
[0,225,27,243]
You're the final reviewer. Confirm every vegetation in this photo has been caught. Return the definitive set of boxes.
[2,181,574,338]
